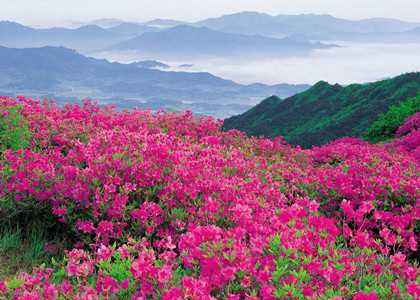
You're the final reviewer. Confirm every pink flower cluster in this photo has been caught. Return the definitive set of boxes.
[1,96,420,299]
[393,111,420,160]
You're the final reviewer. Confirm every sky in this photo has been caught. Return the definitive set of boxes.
[1,0,420,26]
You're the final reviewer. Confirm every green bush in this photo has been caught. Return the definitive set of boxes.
[364,92,420,143]
[0,103,32,152]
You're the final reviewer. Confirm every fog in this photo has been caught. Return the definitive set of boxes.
[92,42,420,86]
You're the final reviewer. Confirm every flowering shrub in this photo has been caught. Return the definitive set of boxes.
[1,96,420,299]
[392,112,420,161]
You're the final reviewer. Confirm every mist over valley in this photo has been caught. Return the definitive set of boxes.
[1,11,420,118]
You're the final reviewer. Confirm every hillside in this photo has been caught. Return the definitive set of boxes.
[0,46,310,119]
[1,96,420,298]
[223,72,420,148]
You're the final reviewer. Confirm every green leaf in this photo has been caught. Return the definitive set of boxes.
[334,262,345,270]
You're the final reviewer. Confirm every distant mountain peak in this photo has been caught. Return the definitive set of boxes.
[76,24,105,31]
[90,18,123,28]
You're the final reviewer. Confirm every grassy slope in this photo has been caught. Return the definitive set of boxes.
[223,72,420,148]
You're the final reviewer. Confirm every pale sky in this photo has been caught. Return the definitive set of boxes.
[1,0,420,27]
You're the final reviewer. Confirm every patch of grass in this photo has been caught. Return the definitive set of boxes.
[0,213,67,283]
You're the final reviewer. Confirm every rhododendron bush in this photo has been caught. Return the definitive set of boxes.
[1,96,420,299]
[392,111,420,161]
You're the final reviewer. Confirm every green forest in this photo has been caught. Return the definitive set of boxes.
[223,72,420,148]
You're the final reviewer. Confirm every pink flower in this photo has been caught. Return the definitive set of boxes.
[240,276,251,288]
[405,267,418,280]
[165,236,176,251]
[118,244,131,259]
[391,252,406,266]
[0,281,8,294]
[158,264,172,284]
[409,236,418,251]
[359,201,374,215]
[372,263,382,274]
[308,200,320,212]
[390,283,401,297]
[162,287,182,299]
[96,274,119,295]
[353,290,379,300]
[52,207,67,216]
[121,279,130,290]
[97,245,114,262]
[340,199,354,219]
[221,267,236,281]
[77,220,94,233]
[406,281,420,297]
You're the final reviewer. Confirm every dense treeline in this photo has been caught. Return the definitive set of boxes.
[223,72,420,148]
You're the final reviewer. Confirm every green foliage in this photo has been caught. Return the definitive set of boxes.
[223,72,420,148]
[0,217,65,282]
[364,92,420,143]
[0,103,32,152]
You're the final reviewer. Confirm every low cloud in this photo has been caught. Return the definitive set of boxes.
[166,43,420,85]
[93,42,420,86]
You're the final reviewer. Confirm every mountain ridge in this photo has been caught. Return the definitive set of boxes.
[223,73,420,148]
[107,24,332,58]
[0,45,310,118]
[0,21,132,52]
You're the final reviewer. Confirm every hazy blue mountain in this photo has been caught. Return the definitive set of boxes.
[191,12,420,38]
[2,13,419,57]
[0,21,132,52]
[0,21,36,40]
[140,18,186,28]
[193,11,274,30]
[0,46,309,118]
[293,27,420,43]
[218,22,339,38]
[107,22,158,36]
[272,14,420,32]
[89,18,124,28]
[107,24,332,59]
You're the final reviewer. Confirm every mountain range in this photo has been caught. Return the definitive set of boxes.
[107,24,330,59]
[0,19,334,59]
[0,46,309,119]
[291,27,420,43]
[144,12,420,41]
[223,73,420,148]
[192,12,420,35]
[0,21,125,52]
[2,11,420,58]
